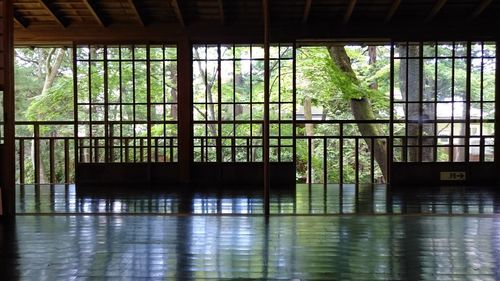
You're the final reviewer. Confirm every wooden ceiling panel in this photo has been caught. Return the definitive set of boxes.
[308,0,350,23]
[349,0,393,22]
[11,0,500,44]
[224,0,262,25]
[127,0,145,26]
[437,1,476,22]
[271,0,303,24]
[39,0,70,27]
[182,0,224,22]
[467,0,493,22]
[89,0,154,25]
[391,0,436,22]
[14,1,53,24]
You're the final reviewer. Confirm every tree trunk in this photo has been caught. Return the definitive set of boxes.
[41,48,65,95]
[328,46,388,181]
[167,61,178,120]
[368,46,378,90]
[193,48,217,137]
[398,45,435,162]
[32,48,66,183]
[350,98,387,180]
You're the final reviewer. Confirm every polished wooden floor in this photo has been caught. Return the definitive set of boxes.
[2,184,500,280]
[14,184,500,215]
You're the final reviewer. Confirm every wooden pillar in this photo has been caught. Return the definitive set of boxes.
[262,0,270,216]
[1,0,15,217]
[177,38,192,185]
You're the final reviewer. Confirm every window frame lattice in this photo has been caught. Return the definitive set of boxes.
[75,44,178,163]
[192,44,295,163]
[392,41,496,163]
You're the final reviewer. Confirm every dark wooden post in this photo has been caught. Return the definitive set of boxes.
[178,38,192,185]
[262,0,270,216]
[1,0,15,217]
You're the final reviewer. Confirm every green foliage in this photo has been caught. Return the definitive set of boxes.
[13,43,497,184]
[296,46,390,120]
[15,48,74,183]
[294,46,390,183]
[296,47,342,113]
[26,78,73,121]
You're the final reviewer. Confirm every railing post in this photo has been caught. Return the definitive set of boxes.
[323,137,327,189]
[64,139,70,183]
[34,124,40,184]
[19,139,25,185]
[307,137,312,184]
[339,123,344,213]
[49,138,55,183]
[339,123,344,185]
[370,138,375,183]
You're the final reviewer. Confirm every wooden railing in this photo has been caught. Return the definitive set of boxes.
[192,119,391,184]
[14,121,178,184]
[11,119,492,184]
[15,121,74,184]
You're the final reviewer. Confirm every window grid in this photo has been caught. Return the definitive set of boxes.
[392,41,495,163]
[75,44,178,163]
[192,44,295,163]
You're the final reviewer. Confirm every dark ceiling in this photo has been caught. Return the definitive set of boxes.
[12,0,500,44]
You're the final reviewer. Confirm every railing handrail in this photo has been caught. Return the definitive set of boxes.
[3,118,494,127]
[10,120,178,125]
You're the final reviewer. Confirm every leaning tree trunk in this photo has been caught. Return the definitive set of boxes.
[328,46,388,181]
[31,48,66,183]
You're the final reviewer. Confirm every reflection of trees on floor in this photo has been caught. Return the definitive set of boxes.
[13,184,500,215]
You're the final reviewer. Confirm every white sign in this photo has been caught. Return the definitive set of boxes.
[440,171,466,181]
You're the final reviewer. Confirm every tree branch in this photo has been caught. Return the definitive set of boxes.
[193,105,207,120]
[15,50,40,65]
[42,48,66,95]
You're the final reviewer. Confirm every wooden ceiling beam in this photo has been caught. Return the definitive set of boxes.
[128,0,145,26]
[424,0,447,23]
[14,11,29,29]
[302,0,313,24]
[217,0,224,25]
[385,0,401,23]
[468,0,492,22]
[83,0,106,27]
[343,0,357,24]
[13,21,500,45]
[39,0,68,28]
[171,0,185,27]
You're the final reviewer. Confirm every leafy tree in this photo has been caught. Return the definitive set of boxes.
[14,43,496,184]
[15,48,73,183]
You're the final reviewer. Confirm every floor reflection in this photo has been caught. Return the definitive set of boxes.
[15,184,500,215]
[4,215,499,280]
